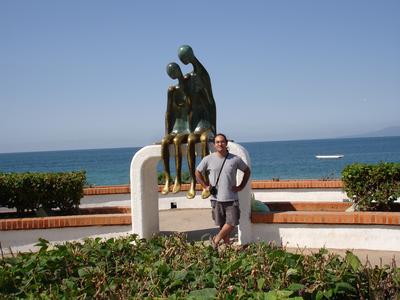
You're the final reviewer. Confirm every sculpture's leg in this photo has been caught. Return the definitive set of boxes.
[172,134,187,194]
[186,133,199,199]
[200,130,211,199]
[200,129,211,158]
[161,135,174,195]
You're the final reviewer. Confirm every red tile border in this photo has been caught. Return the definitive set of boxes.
[0,207,132,231]
[251,201,400,226]
[266,202,351,212]
[84,185,130,195]
[251,211,400,226]
[2,202,400,231]
[83,180,344,195]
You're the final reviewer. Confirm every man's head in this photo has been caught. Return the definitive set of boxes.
[178,45,195,65]
[214,133,228,154]
[166,62,183,80]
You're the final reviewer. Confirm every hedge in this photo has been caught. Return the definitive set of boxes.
[342,162,400,211]
[1,234,399,299]
[0,171,86,214]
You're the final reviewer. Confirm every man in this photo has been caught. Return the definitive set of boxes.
[195,133,251,248]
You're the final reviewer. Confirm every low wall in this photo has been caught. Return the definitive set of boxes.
[83,179,344,195]
[79,180,347,210]
[2,181,400,253]
[251,202,400,251]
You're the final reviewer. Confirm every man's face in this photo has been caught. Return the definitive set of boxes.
[214,135,227,152]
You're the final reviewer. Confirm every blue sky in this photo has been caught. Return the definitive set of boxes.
[1,1,399,153]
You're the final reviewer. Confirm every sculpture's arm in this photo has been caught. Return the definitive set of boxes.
[211,97,216,134]
[165,87,175,135]
[188,98,194,133]
[191,58,216,134]
[192,57,211,90]
[182,76,194,133]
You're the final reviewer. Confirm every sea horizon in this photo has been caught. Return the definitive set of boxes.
[1,136,400,186]
[2,134,400,155]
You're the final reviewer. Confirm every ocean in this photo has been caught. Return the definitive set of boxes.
[1,136,400,186]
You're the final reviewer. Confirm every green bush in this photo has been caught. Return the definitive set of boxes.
[0,171,86,214]
[1,234,399,299]
[342,162,400,211]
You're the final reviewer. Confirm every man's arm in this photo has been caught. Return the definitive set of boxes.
[232,167,251,192]
[195,170,210,190]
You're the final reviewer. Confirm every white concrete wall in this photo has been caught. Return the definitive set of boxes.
[253,189,349,202]
[80,187,348,210]
[129,142,252,241]
[252,223,400,251]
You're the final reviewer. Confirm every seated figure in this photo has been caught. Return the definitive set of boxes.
[178,45,217,199]
[161,63,190,195]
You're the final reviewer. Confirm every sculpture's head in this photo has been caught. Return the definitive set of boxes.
[166,62,183,80]
[178,45,195,65]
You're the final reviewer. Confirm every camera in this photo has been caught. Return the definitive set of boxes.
[209,186,218,196]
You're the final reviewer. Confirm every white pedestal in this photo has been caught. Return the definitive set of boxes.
[130,142,252,243]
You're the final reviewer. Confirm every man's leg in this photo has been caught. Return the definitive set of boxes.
[214,224,234,245]
[214,201,239,245]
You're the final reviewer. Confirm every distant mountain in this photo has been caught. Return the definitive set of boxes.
[342,126,400,138]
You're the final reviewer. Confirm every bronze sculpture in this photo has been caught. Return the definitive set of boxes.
[161,63,190,195]
[178,45,217,198]
[161,45,217,199]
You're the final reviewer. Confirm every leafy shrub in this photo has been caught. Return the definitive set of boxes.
[0,234,399,299]
[0,171,86,214]
[342,162,400,211]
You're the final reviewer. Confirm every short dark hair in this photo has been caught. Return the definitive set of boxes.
[214,133,227,143]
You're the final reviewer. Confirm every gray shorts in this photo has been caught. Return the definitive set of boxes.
[211,200,240,227]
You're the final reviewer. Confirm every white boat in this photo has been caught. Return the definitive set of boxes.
[315,155,344,159]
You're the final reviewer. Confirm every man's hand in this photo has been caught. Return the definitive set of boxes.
[195,170,209,190]
[231,185,242,192]
[231,167,251,193]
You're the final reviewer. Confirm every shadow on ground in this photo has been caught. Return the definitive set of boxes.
[160,227,238,242]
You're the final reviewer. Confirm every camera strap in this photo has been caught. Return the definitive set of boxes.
[214,151,229,187]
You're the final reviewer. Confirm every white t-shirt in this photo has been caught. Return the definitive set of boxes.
[196,152,249,202]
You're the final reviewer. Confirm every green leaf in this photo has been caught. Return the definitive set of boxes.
[334,282,357,293]
[287,283,305,292]
[35,238,49,251]
[173,270,187,281]
[276,290,294,298]
[188,288,217,299]
[286,268,298,276]
[257,278,265,290]
[345,251,361,272]
[316,290,324,300]
[169,280,183,289]
[263,291,278,300]
[77,267,93,277]
[324,289,333,298]
[223,259,242,274]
